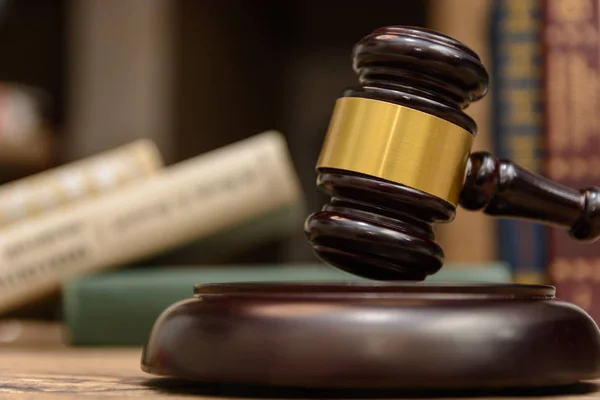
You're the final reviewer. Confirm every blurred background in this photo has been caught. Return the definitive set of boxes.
[0,0,494,264]
[0,0,597,346]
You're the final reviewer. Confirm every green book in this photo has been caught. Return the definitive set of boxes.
[62,262,511,346]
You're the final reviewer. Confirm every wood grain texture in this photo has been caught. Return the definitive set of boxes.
[2,347,600,399]
[0,348,216,399]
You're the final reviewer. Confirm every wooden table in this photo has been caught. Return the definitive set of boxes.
[0,347,199,399]
[2,346,600,399]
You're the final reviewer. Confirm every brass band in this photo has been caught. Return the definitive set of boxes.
[316,97,474,205]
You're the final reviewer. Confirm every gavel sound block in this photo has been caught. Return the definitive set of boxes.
[141,26,600,390]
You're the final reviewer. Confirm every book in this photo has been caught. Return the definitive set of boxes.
[62,262,512,346]
[490,0,547,284]
[543,0,600,320]
[427,0,497,266]
[134,199,305,266]
[0,139,163,228]
[0,130,304,314]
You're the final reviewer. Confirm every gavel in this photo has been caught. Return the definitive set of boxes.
[304,25,600,281]
[141,25,600,390]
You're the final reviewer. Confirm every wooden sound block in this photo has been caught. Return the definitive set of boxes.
[140,281,600,390]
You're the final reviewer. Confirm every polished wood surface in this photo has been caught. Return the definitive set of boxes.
[305,170,450,280]
[4,346,600,399]
[304,26,487,281]
[349,26,487,133]
[460,151,600,242]
[141,282,600,390]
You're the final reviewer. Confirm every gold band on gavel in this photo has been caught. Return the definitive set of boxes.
[316,97,474,206]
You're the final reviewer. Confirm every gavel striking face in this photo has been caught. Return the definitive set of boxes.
[304,26,600,281]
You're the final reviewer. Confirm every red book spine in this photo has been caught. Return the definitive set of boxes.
[543,0,600,318]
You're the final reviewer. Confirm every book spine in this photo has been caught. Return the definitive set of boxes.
[427,0,497,265]
[0,139,163,228]
[543,0,600,319]
[491,0,547,283]
[0,130,303,313]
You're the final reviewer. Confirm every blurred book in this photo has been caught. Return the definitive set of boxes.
[0,319,65,348]
[427,0,497,266]
[0,138,164,320]
[0,130,305,315]
[543,0,600,321]
[62,261,512,346]
[0,139,163,228]
[490,0,547,284]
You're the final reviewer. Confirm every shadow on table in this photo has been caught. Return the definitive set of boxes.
[142,378,600,399]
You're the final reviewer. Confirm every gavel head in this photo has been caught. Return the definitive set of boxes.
[304,26,489,281]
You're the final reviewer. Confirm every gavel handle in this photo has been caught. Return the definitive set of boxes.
[459,152,600,242]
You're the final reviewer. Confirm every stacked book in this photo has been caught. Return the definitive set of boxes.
[0,131,308,341]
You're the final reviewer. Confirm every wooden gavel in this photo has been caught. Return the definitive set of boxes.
[141,25,600,391]
[303,25,600,281]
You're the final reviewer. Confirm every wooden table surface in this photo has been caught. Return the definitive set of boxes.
[0,347,198,399]
[2,346,600,400]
